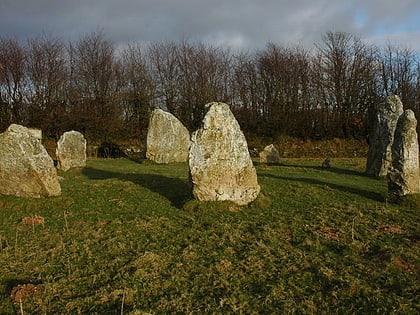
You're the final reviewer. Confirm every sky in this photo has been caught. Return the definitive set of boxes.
[1,0,420,52]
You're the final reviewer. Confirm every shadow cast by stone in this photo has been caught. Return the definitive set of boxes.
[82,167,192,208]
[319,166,367,177]
[260,173,385,202]
[283,163,366,177]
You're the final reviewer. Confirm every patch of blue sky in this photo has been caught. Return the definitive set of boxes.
[354,8,369,27]
[374,11,420,36]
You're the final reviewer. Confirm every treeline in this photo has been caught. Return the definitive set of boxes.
[1,31,419,142]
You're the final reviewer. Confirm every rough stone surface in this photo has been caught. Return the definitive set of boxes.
[387,110,420,196]
[189,102,260,205]
[56,130,87,171]
[366,95,404,177]
[28,128,42,140]
[146,109,190,163]
[259,144,281,164]
[0,124,61,198]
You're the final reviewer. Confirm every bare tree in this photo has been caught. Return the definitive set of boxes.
[119,43,156,138]
[0,38,28,130]
[257,43,287,135]
[67,31,121,139]
[231,52,262,134]
[314,31,378,138]
[379,43,418,109]
[414,61,420,114]
[175,41,233,130]
[289,46,315,138]
[1,30,417,143]
[148,40,233,130]
[26,34,68,137]
[148,41,181,114]
[253,43,315,137]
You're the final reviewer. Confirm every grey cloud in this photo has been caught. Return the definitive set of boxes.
[0,0,419,51]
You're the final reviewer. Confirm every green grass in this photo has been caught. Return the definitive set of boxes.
[0,158,418,314]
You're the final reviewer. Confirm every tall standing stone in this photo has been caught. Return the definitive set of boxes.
[366,95,404,177]
[56,130,87,171]
[387,110,420,197]
[146,109,190,163]
[0,124,61,198]
[189,102,260,205]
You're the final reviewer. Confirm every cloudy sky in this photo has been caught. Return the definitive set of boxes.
[1,0,420,52]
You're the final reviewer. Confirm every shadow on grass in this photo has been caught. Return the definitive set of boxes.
[260,173,385,202]
[282,163,366,177]
[82,167,192,209]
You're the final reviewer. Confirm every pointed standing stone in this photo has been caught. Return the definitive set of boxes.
[366,95,404,177]
[0,124,61,198]
[189,102,260,205]
[388,110,420,197]
[56,130,87,171]
[146,109,190,163]
[259,144,281,164]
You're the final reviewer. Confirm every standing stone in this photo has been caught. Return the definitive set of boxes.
[259,144,281,164]
[0,124,61,198]
[146,109,190,163]
[56,130,87,171]
[366,95,404,177]
[387,110,420,197]
[189,102,260,205]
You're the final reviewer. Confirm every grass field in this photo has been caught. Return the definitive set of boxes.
[0,157,418,314]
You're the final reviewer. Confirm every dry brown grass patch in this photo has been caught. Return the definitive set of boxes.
[228,205,241,212]
[10,284,40,304]
[313,227,341,241]
[378,224,403,234]
[20,215,45,227]
[392,256,417,273]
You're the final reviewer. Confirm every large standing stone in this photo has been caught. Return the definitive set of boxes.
[56,130,87,171]
[189,102,260,205]
[387,110,420,197]
[259,144,281,164]
[366,95,404,177]
[146,109,190,163]
[0,124,61,198]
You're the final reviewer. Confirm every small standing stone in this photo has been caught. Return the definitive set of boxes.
[0,124,61,198]
[366,95,404,177]
[189,102,260,206]
[146,109,190,163]
[387,110,420,197]
[259,144,281,164]
[56,130,87,171]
